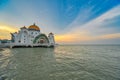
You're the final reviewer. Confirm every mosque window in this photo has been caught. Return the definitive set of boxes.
[19,40,21,43]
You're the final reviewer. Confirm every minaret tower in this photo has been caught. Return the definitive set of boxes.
[48,32,55,46]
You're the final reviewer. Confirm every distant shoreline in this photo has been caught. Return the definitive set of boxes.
[58,44,120,46]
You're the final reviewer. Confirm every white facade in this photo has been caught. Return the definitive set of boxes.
[11,23,55,46]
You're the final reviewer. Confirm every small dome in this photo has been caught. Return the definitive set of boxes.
[28,23,40,31]
[49,32,54,35]
[21,26,27,29]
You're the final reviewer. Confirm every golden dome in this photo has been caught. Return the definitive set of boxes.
[28,23,40,31]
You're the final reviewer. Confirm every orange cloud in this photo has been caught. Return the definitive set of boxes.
[55,33,120,43]
[97,33,120,39]
[0,24,18,39]
[55,31,91,43]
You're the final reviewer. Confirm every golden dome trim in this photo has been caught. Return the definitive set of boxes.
[28,23,40,31]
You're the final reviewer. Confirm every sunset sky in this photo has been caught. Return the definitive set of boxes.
[0,0,120,44]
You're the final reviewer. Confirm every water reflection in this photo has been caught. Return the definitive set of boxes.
[0,45,120,80]
[13,48,56,80]
[0,48,13,80]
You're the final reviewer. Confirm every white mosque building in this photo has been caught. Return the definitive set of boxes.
[10,23,55,48]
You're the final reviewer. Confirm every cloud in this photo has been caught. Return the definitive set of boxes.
[0,23,18,39]
[56,5,120,44]
[56,32,120,43]
[97,33,120,39]
[71,5,120,32]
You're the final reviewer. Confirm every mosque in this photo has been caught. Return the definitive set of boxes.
[9,23,55,48]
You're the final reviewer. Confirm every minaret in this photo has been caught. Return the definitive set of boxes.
[48,32,55,45]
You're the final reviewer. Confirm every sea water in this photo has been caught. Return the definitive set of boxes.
[0,45,120,80]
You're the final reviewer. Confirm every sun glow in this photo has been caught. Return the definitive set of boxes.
[55,33,120,43]
[0,24,18,39]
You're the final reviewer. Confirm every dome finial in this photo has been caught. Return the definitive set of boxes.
[33,23,36,26]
